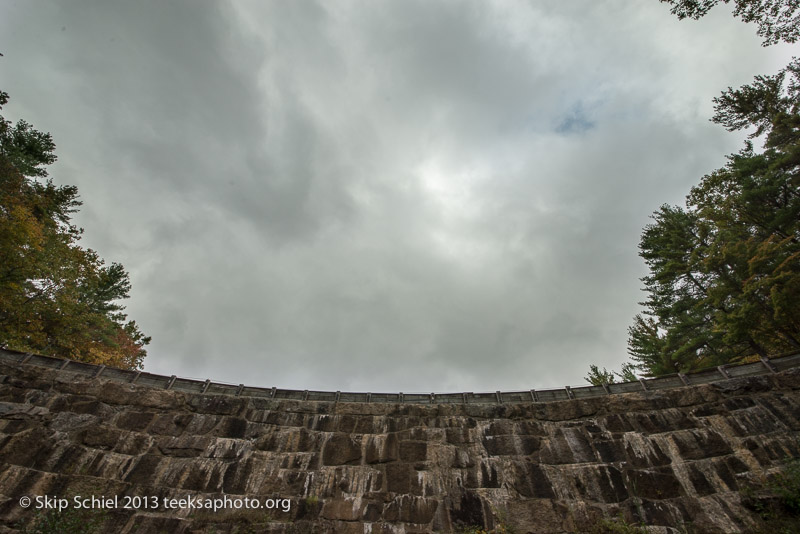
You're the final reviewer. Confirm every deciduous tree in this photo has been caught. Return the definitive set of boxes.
[0,89,149,369]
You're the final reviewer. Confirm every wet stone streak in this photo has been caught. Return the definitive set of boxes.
[0,360,798,533]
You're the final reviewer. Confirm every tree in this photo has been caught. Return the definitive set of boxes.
[585,5,799,383]
[626,60,800,376]
[585,363,638,386]
[659,0,800,45]
[0,89,149,369]
[586,59,800,382]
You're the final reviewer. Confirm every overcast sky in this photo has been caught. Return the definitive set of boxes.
[0,1,796,393]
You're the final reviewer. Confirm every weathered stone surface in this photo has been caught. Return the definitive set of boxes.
[321,498,363,521]
[398,440,427,462]
[322,433,362,465]
[383,495,438,523]
[0,358,799,533]
[365,434,398,464]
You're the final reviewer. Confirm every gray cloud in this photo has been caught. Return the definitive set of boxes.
[0,0,795,392]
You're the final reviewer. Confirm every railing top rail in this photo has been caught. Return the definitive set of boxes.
[1,347,798,405]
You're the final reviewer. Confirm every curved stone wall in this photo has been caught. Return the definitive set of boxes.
[0,351,799,533]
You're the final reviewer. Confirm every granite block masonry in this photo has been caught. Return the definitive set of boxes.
[0,356,799,533]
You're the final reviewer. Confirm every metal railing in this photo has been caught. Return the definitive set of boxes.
[1,347,798,405]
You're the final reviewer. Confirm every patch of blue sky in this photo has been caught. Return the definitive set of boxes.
[555,102,596,135]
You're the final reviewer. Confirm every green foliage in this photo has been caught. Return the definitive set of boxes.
[590,514,649,534]
[455,507,516,534]
[297,495,321,518]
[286,521,319,534]
[623,59,800,377]
[659,0,800,45]
[0,88,149,369]
[586,365,617,386]
[19,507,105,534]
[772,459,800,514]
[455,524,514,534]
[741,459,800,533]
[584,363,638,386]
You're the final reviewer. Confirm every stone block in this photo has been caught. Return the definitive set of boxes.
[385,463,412,493]
[213,416,248,439]
[399,441,427,462]
[125,454,163,484]
[673,430,732,460]
[95,382,183,410]
[482,435,517,456]
[539,432,575,465]
[445,428,470,444]
[366,434,399,464]
[355,416,378,434]
[594,438,626,463]
[688,465,716,496]
[479,461,499,488]
[383,495,438,524]
[0,427,51,467]
[602,414,636,433]
[114,411,155,431]
[484,421,515,436]
[322,433,362,465]
[328,521,364,534]
[68,399,116,418]
[505,499,568,534]
[187,395,244,415]
[626,467,684,500]
[157,435,212,457]
[515,463,556,499]
[149,414,193,436]
[321,498,363,521]
[624,439,672,468]
[587,465,628,503]
[80,424,122,450]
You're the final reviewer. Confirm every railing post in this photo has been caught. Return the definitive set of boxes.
[760,356,778,374]
[496,391,503,404]
[601,382,610,395]
[565,386,574,399]
[638,378,648,391]
[59,360,71,370]
[94,365,107,378]
[235,384,244,397]
[717,365,730,379]
[131,371,142,384]
[201,379,211,393]
[165,375,177,390]
[678,373,689,386]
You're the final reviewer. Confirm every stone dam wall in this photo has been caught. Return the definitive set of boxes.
[0,350,799,533]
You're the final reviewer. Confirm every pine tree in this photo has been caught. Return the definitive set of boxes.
[659,0,800,45]
[627,60,800,376]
